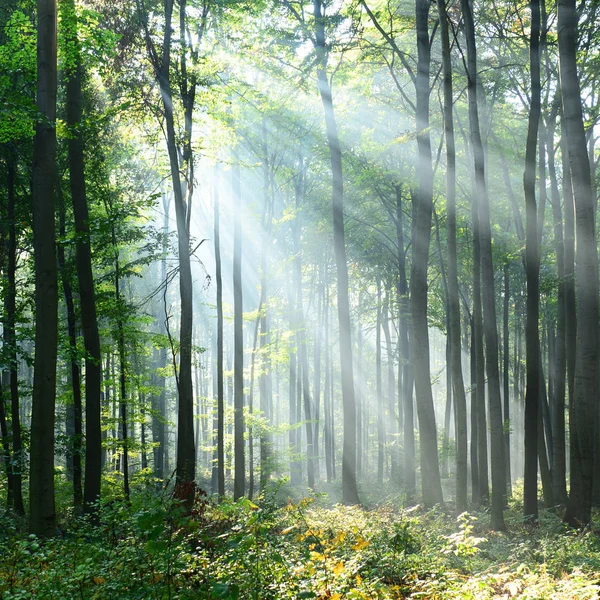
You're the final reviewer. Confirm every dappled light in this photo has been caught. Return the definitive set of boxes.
[1,0,600,597]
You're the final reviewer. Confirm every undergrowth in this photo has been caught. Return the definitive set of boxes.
[1,478,600,599]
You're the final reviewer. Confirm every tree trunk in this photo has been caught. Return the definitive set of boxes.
[30,0,58,538]
[5,152,25,515]
[153,0,195,505]
[313,0,359,504]
[376,275,384,483]
[523,0,542,521]
[57,191,82,510]
[232,157,245,500]
[396,187,415,501]
[547,110,568,504]
[382,283,397,480]
[503,264,512,496]
[411,0,444,508]
[461,0,505,528]
[64,0,102,512]
[212,173,225,497]
[559,0,599,526]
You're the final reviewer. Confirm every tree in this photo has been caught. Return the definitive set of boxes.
[523,0,542,522]
[559,0,599,527]
[461,0,506,529]
[136,0,200,506]
[437,0,468,513]
[312,0,360,504]
[30,0,59,537]
[233,153,245,501]
[411,0,444,509]
[63,0,103,512]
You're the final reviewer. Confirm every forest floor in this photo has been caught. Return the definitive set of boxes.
[1,474,600,599]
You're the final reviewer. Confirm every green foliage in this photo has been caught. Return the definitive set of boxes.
[2,483,600,599]
[0,9,36,142]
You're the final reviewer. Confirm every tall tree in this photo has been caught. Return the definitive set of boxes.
[137,0,196,506]
[437,0,468,513]
[523,0,542,521]
[312,0,359,504]
[233,155,245,500]
[63,0,102,511]
[461,0,506,529]
[30,0,59,537]
[411,0,444,508]
[4,150,24,515]
[213,169,225,497]
[559,0,599,527]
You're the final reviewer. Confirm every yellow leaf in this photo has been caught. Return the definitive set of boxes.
[310,551,325,562]
[333,562,345,576]
[352,537,370,551]
[280,525,296,535]
[331,594,342,600]
[356,573,363,585]
[93,576,106,585]
[333,531,346,545]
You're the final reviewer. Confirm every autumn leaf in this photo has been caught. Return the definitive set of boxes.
[352,537,369,551]
[332,562,345,576]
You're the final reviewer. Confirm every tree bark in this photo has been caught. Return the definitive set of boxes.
[5,152,25,515]
[233,157,245,500]
[547,110,569,504]
[437,0,468,512]
[213,171,225,497]
[396,186,415,501]
[30,0,58,538]
[461,0,505,528]
[411,0,444,508]
[523,0,542,521]
[63,0,103,512]
[559,0,599,527]
[313,0,359,504]
[57,191,82,509]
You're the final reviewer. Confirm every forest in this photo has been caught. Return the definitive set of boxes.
[2,0,600,597]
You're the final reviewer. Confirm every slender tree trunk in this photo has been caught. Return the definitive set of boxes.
[547,111,568,504]
[113,243,130,500]
[313,274,322,482]
[376,275,384,483]
[313,0,359,504]
[210,173,225,497]
[64,0,102,512]
[503,264,512,496]
[462,0,505,528]
[147,0,195,504]
[411,0,443,508]
[433,207,452,482]
[470,318,480,505]
[259,143,273,490]
[232,157,245,500]
[323,280,333,483]
[382,283,397,480]
[30,0,58,537]
[5,153,25,515]
[0,382,13,508]
[57,193,83,509]
[523,0,542,521]
[396,187,415,501]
